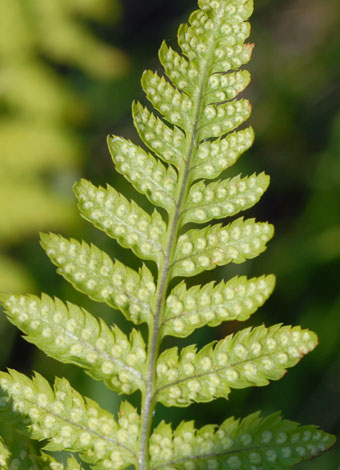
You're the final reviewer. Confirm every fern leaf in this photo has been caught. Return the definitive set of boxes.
[205,70,251,104]
[182,173,270,225]
[0,294,146,395]
[162,274,275,338]
[132,102,185,168]
[74,179,166,265]
[107,136,177,212]
[0,436,10,468]
[198,99,252,141]
[172,218,274,278]
[0,439,76,470]
[64,456,85,470]
[0,0,334,467]
[0,371,139,469]
[156,325,317,407]
[190,127,255,181]
[158,41,195,94]
[150,412,335,469]
[142,71,193,130]
[41,233,155,324]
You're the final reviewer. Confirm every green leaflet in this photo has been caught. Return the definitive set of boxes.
[172,218,274,278]
[182,173,270,225]
[0,371,139,470]
[142,71,193,130]
[150,413,335,469]
[107,135,177,212]
[190,127,255,181]
[1,294,146,394]
[41,233,155,325]
[179,6,252,67]
[197,99,251,141]
[205,70,251,104]
[161,275,275,338]
[74,179,166,265]
[0,436,10,468]
[0,439,78,470]
[132,102,185,169]
[64,456,85,470]
[156,325,317,407]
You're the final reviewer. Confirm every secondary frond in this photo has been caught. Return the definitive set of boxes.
[107,136,177,213]
[132,101,185,168]
[41,233,155,325]
[172,219,274,278]
[182,173,270,225]
[156,325,317,407]
[74,179,166,265]
[0,436,10,468]
[161,274,275,338]
[0,439,81,470]
[142,70,193,130]
[150,413,335,469]
[1,294,147,394]
[0,371,139,470]
[190,128,255,181]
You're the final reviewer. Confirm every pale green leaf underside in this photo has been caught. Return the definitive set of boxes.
[162,274,275,338]
[0,294,147,395]
[41,453,85,470]
[74,179,166,265]
[142,70,193,130]
[0,440,78,470]
[0,371,139,470]
[182,173,270,225]
[156,325,317,407]
[204,69,251,104]
[132,101,185,169]
[172,218,274,278]
[150,412,335,470]
[0,436,10,468]
[0,0,332,468]
[190,127,254,182]
[107,135,177,212]
[178,7,252,70]
[41,233,155,325]
[198,98,251,141]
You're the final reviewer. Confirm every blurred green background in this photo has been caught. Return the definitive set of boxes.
[0,0,339,468]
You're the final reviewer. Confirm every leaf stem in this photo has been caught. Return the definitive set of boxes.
[137,11,224,469]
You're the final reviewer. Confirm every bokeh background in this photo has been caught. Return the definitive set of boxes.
[0,0,339,468]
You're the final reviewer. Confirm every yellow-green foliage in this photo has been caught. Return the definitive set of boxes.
[0,0,336,469]
[0,0,128,292]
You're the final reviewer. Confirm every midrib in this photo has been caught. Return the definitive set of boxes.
[138,9,225,470]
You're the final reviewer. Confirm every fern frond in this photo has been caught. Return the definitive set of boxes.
[172,219,273,278]
[142,71,193,130]
[0,371,139,469]
[0,436,10,468]
[132,102,186,169]
[150,412,335,469]
[41,233,155,324]
[182,173,270,225]
[108,137,178,212]
[162,274,275,338]
[1,294,146,394]
[156,325,317,407]
[0,0,334,467]
[74,179,166,265]
[0,438,80,470]
[191,127,255,181]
